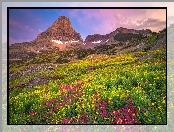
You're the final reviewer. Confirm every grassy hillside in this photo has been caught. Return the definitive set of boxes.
[9,46,166,124]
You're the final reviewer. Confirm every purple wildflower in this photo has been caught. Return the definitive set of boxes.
[47,101,51,106]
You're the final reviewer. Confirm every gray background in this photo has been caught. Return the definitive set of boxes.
[1,1,174,132]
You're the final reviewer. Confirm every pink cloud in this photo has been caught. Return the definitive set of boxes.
[135,18,166,32]
[107,9,165,32]
[79,9,166,34]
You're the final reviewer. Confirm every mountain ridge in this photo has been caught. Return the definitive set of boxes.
[9,16,166,61]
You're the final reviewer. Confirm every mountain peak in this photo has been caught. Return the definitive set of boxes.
[33,16,83,50]
[52,16,72,28]
[59,16,69,19]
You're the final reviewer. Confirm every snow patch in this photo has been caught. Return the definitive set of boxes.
[92,40,102,44]
[52,40,79,44]
[71,40,79,43]
[52,40,63,44]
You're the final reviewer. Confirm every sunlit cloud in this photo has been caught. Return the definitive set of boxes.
[68,9,166,36]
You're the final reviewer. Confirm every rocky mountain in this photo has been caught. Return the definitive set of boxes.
[83,27,153,49]
[9,16,83,60]
[82,34,110,49]
[32,16,83,50]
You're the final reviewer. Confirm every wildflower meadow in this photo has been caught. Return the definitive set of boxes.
[9,47,166,124]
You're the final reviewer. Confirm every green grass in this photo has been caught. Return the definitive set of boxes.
[9,48,166,124]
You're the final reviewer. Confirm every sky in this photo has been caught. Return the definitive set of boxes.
[2,2,174,44]
[9,8,166,45]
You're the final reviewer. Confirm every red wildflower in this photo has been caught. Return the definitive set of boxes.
[47,101,51,106]
[101,101,107,106]
[29,111,35,116]
[53,98,58,102]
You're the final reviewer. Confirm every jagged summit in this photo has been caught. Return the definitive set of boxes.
[51,16,73,29]
[36,16,78,41]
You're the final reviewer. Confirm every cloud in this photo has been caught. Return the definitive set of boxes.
[103,9,166,33]
[69,9,166,35]
[133,18,166,32]
[143,18,165,27]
